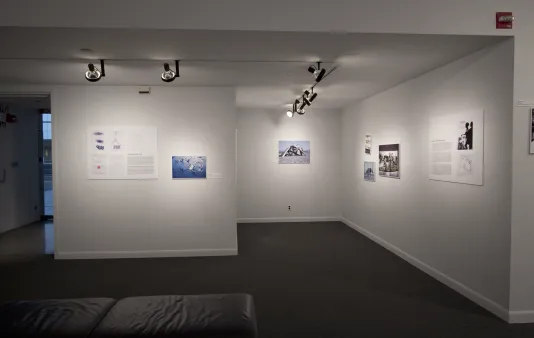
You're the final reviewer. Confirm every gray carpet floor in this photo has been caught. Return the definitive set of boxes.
[1,221,533,337]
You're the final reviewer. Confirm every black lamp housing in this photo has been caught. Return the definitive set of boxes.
[308,62,326,82]
[305,89,318,103]
[161,60,180,83]
[85,59,106,82]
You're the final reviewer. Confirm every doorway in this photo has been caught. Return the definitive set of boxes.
[0,94,53,258]
[40,110,53,219]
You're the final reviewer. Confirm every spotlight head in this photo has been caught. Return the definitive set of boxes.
[85,63,102,82]
[161,61,179,83]
[286,110,294,118]
[308,62,326,82]
[304,89,318,103]
[314,68,326,82]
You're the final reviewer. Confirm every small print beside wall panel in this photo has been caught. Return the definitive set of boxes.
[364,161,376,182]
[172,156,207,179]
[429,110,484,186]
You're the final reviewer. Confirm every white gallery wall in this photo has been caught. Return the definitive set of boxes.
[341,40,514,313]
[51,86,238,258]
[0,103,42,233]
[237,108,341,222]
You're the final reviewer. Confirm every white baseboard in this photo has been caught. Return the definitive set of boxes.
[55,248,238,260]
[237,217,341,223]
[340,217,510,322]
[509,310,534,323]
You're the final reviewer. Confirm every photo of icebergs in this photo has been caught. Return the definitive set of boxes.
[172,156,207,179]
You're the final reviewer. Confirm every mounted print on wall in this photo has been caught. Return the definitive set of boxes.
[429,110,484,186]
[365,135,372,155]
[364,162,376,182]
[172,156,207,179]
[279,141,310,164]
[531,108,534,154]
[379,144,400,179]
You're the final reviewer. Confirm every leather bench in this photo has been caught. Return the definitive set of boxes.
[0,294,258,338]
[0,298,116,338]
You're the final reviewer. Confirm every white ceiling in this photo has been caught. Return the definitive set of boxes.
[0,28,505,109]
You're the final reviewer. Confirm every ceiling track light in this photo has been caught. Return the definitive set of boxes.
[299,99,308,111]
[285,63,336,117]
[85,59,105,82]
[161,60,180,83]
[287,100,297,118]
[304,89,318,103]
[294,99,305,115]
[308,61,326,83]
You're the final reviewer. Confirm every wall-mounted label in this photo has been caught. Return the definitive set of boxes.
[207,173,223,179]
[517,100,534,107]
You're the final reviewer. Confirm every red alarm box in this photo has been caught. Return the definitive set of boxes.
[496,12,514,29]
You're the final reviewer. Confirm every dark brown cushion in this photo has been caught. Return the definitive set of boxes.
[0,298,117,338]
[91,294,257,338]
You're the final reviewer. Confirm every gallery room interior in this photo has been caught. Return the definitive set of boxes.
[1,1,534,337]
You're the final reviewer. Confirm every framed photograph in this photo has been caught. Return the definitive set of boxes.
[172,156,207,179]
[279,141,310,164]
[365,135,372,155]
[364,162,376,182]
[379,144,400,179]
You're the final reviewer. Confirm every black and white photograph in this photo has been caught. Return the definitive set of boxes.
[429,110,484,185]
[379,144,400,179]
[364,162,376,182]
[457,120,474,150]
[365,135,372,155]
[278,141,310,164]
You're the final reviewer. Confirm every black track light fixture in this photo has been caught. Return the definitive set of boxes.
[299,99,308,111]
[85,60,105,82]
[161,60,180,83]
[304,89,318,103]
[294,99,305,115]
[287,100,296,118]
[308,62,326,83]
[287,100,299,118]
